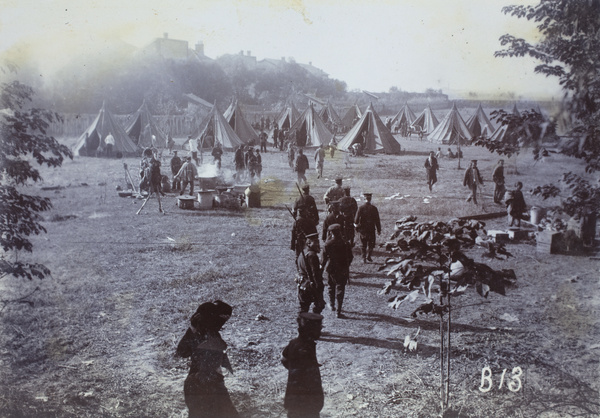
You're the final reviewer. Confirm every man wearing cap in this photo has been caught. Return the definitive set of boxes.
[321,201,346,243]
[322,223,352,318]
[339,186,358,249]
[295,148,310,185]
[293,184,319,226]
[282,312,324,418]
[354,193,381,263]
[323,177,345,206]
[296,233,325,314]
[314,145,326,179]
[463,160,484,205]
[170,151,182,192]
[291,206,318,269]
[424,151,439,192]
[175,156,198,196]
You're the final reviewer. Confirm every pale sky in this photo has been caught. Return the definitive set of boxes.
[0,0,561,99]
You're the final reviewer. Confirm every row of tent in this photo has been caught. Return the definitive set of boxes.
[74,98,521,157]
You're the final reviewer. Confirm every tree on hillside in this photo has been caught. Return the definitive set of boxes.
[0,80,72,282]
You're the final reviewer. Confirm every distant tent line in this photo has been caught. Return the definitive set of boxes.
[70,98,536,157]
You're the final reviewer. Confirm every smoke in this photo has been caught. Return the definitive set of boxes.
[197,163,219,178]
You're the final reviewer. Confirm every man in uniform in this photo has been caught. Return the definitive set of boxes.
[170,151,182,192]
[291,205,318,269]
[175,156,198,196]
[354,193,381,263]
[463,159,484,205]
[293,184,319,226]
[296,233,325,314]
[339,186,358,249]
[314,145,326,179]
[492,159,505,204]
[282,312,324,418]
[321,201,345,243]
[322,224,351,318]
[424,151,439,192]
[294,148,309,185]
[323,176,345,206]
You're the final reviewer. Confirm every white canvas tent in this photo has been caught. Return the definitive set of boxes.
[288,103,334,148]
[223,100,258,144]
[465,103,495,138]
[185,105,244,151]
[428,103,473,145]
[391,102,417,128]
[74,101,139,157]
[340,104,362,132]
[411,104,439,134]
[125,99,167,148]
[336,103,401,154]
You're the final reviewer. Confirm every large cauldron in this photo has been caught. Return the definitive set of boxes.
[198,176,217,191]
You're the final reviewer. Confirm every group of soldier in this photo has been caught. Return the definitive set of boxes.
[290,177,381,320]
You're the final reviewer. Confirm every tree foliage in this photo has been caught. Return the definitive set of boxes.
[495,0,600,172]
[0,81,72,280]
[473,109,554,159]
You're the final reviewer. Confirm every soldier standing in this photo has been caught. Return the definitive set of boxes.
[424,151,439,192]
[170,151,182,191]
[296,233,325,314]
[321,201,345,243]
[354,193,381,263]
[295,148,310,185]
[293,184,319,226]
[322,224,351,318]
[282,312,324,418]
[314,145,326,178]
[323,176,345,206]
[339,186,358,248]
[463,159,484,205]
[291,206,318,269]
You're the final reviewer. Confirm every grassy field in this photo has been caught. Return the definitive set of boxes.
[0,135,598,417]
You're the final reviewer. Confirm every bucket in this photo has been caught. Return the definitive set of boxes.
[245,184,261,208]
[530,207,543,225]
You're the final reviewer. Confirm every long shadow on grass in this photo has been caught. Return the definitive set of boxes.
[339,310,512,335]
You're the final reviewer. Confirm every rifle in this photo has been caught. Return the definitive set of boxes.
[123,162,139,195]
[285,204,318,291]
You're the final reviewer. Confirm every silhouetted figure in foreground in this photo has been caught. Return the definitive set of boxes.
[282,312,324,418]
[176,300,238,418]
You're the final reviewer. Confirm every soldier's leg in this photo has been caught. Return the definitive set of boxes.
[336,282,346,318]
[313,288,325,314]
[367,233,375,261]
[298,290,310,313]
[360,234,368,262]
[327,275,336,311]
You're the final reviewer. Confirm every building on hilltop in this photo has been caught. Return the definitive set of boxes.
[142,33,212,62]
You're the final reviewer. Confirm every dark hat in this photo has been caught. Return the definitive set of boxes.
[335,176,343,182]
[191,300,232,330]
[173,150,178,154]
[302,184,310,191]
[306,232,319,240]
[328,223,342,232]
[363,192,373,197]
[186,156,192,161]
[471,159,477,163]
